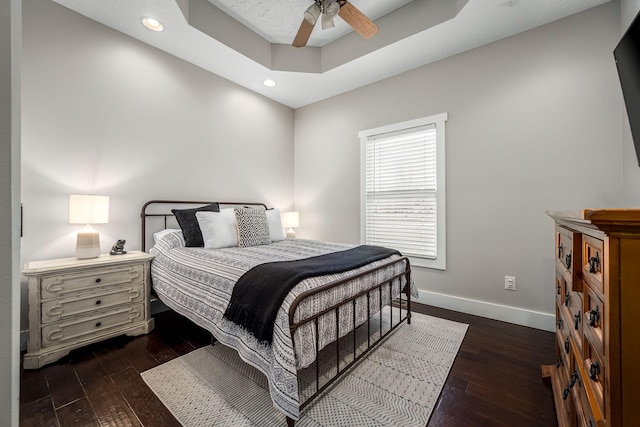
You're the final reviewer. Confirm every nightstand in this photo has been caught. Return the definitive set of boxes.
[22,251,155,369]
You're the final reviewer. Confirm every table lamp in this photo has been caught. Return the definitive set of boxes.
[281,211,299,238]
[69,195,109,259]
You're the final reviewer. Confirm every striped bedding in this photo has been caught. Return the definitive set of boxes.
[150,231,413,420]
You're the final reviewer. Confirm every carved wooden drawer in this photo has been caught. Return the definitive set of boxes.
[582,235,604,296]
[23,251,155,369]
[41,303,145,347]
[555,347,575,425]
[572,342,605,427]
[584,340,605,417]
[557,303,571,352]
[40,264,145,299]
[561,290,583,353]
[556,226,582,292]
[574,365,600,427]
[583,286,604,357]
[555,338,569,383]
[41,283,145,324]
[555,319,571,384]
[555,272,565,308]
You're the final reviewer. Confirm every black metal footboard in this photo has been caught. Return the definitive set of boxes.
[286,256,412,426]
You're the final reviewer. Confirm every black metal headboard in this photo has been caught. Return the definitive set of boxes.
[140,200,268,252]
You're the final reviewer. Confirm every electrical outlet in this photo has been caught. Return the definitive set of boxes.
[504,276,516,291]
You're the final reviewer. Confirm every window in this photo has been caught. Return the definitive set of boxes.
[359,113,447,270]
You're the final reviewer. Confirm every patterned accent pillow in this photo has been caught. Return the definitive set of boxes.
[234,207,271,247]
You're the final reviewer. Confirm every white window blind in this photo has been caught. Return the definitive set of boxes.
[360,113,447,270]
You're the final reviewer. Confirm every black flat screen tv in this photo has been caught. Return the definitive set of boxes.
[614,9,640,166]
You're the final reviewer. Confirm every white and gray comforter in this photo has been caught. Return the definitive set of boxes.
[150,231,414,420]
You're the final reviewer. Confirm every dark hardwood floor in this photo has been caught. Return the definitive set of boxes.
[19,303,557,427]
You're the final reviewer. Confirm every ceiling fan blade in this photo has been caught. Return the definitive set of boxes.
[293,2,321,48]
[338,1,378,39]
[293,17,315,47]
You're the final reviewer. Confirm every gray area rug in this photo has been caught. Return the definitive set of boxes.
[141,311,468,426]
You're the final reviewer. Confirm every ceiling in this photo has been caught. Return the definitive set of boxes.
[207,0,416,46]
[51,0,613,109]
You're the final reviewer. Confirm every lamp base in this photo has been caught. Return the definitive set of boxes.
[76,231,101,259]
[286,228,296,238]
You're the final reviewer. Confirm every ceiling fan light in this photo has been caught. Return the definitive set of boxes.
[325,1,340,18]
[321,14,335,30]
[304,3,321,25]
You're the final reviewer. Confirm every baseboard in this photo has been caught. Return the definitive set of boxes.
[18,294,551,354]
[413,289,555,332]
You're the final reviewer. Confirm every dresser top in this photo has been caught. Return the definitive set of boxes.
[23,251,154,275]
[547,209,640,235]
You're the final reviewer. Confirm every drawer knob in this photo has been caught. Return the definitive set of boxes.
[556,358,563,368]
[562,387,570,400]
[557,318,563,330]
[564,338,570,353]
[564,292,570,306]
[589,307,600,327]
[95,300,102,305]
[558,243,564,259]
[574,311,581,330]
[569,371,578,388]
[588,253,600,273]
[95,278,102,283]
[589,362,600,381]
[564,252,572,269]
[556,285,561,295]
[95,322,102,327]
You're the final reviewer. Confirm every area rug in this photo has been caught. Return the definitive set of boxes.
[141,311,468,426]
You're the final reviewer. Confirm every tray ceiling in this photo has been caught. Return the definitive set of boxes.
[50,0,613,108]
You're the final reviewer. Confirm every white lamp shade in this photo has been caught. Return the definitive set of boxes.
[281,211,299,229]
[69,195,109,224]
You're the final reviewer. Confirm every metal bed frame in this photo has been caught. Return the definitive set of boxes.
[141,200,412,426]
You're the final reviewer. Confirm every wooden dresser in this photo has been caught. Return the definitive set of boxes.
[544,210,640,427]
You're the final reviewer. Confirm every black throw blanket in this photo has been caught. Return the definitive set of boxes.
[223,245,401,344]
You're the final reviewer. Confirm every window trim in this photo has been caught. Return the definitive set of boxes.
[359,113,447,270]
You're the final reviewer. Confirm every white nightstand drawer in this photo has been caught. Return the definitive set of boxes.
[41,303,145,347]
[40,264,144,299]
[41,283,145,324]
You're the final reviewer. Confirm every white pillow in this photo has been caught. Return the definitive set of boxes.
[266,209,285,242]
[153,228,181,243]
[196,209,238,249]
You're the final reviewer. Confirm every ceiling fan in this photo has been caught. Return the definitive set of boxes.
[292,0,378,48]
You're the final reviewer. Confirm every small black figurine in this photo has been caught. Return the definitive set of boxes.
[110,239,127,255]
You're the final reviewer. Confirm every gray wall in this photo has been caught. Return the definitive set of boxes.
[621,0,640,205]
[1,0,20,423]
[294,2,623,330]
[20,0,295,329]
[622,0,640,26]
[17,0,631,351]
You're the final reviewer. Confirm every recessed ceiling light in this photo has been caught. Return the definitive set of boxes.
[141,17,164,32]
[262,79,277,88]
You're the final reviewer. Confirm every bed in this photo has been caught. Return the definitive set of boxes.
[141,200,414,425]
